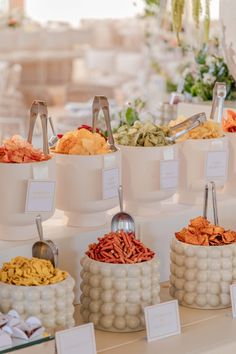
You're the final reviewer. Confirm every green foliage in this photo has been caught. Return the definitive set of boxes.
[181,48,236,101]
[114,98,147,132]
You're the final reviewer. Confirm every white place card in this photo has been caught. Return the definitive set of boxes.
[160,160,179,190]
[144,300,181,342]
[33,164,49,180]
[56,323,97,354]
[205,151,228,179]
[230,284,236,318]
[25,179,55,213]
[102,168,119,199]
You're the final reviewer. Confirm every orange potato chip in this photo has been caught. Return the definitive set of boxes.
[222,109,236,132]
[0,135,51,163]
[176,216,236,247]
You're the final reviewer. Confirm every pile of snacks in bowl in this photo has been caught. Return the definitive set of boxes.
[0,135,51,163]
[80,231,160,332]
[55,128,110,155]
[223,109,236,132]
[0,257,75,330]
[169,117,223,140]
[114,121,172,147]
[170,216,236,309]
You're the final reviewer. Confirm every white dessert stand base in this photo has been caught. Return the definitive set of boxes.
[124,201,162,216]
[0,224,38,241]
[177,189,227,205]
[64,211,108,228]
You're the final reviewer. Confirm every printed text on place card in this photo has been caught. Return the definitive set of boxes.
[102,168,119,199]
[205,151,228,179]
[160,160,179,189]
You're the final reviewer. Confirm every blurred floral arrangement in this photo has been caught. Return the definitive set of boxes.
[180,47,236,101]
[141,0,211,43]
[0,9,23,29]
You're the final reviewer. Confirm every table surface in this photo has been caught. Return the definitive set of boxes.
[8,283,236,354]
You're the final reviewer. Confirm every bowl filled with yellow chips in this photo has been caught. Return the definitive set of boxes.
[53,125,121,227]
[169,117,229,205]
[0,257,75,331]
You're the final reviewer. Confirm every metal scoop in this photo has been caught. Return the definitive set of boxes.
[32,215,58,267]
[209,82,227,124]
[92,95,117,152]
[27,100,49,154]
[48,117,59,148]
[168,112,207,142]
[111,185,135,233]
[203,181,219,225]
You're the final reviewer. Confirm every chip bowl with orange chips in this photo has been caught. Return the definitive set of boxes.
[170,216,236,309]
[0,257,75,331]
[53,128,121,227]
[0,135,56,241]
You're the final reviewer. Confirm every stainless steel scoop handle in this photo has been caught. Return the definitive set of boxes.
[118,185,123,212]
[27,100,49,154]
[92,95,117,152]
[92,96,100,134]
[27,101,38,144]
[35,215,44,242]
[203,181,219,225]
[48,117,56,135]
[168,112,207,142]
[209,82,227,123]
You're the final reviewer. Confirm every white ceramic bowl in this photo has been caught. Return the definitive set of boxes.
[177,137,229,205]
[80,255,160,332]
[170,237,236,309]
[119,144,179,215]
[0,158,56,240]
[0,275,75,331]
[55,151,121,227]
[223,133,236,196]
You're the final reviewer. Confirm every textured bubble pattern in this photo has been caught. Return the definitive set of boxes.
[170,237,236,309]
[80,255,160,332]
[0,275,75,330]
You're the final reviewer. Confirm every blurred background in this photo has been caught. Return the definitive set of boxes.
[0,0,224,142]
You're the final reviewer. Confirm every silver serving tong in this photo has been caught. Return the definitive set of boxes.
[209,82,227,124]
[111,185,135,233]
[48,117,59,148]
[168,112,207,142]
[27,100,49,154]
[203,181,219,225]
[32,215,58,267]
[92,95,117,152]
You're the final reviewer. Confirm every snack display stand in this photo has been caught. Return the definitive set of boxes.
[2,96,236,354]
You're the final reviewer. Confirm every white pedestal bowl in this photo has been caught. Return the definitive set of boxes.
[0,275,75,331]
[55,151,121,227]
[80,255,160,332]
[170,237,236,309]
[177,138,229,205]
[0,158,56,241]
[119,144,179,216]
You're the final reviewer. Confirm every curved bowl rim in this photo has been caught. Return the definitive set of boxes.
[0,274,74,288]
[83,254,158,267]
[173,235,236,248]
